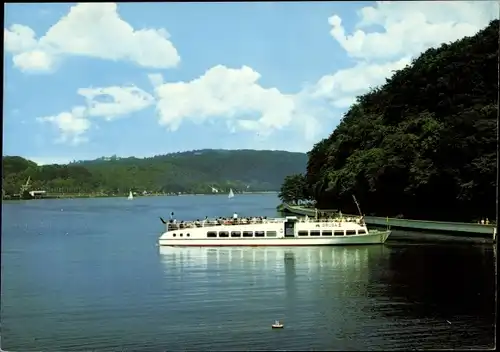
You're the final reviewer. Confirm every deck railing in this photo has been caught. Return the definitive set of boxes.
[165,216,364,231]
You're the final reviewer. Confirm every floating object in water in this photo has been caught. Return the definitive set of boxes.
[446,320,451,325]
[272,320,284,329]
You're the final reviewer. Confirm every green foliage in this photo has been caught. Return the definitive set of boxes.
[278,173,311,204]
[2,149,307,196]
[293,20,498,222]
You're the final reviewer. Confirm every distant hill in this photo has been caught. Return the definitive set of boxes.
[2,149,307,196]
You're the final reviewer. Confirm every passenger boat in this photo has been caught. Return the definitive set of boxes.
[158,214,391,247]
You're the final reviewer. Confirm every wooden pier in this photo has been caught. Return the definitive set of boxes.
[280,203,497,242]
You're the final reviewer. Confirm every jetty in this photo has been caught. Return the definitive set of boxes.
[280,203,497,243]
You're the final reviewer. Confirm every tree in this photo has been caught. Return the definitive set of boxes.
[280,19,498,222]
[278,174,310,204]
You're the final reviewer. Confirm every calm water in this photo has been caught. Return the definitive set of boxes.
[1,194,496,351]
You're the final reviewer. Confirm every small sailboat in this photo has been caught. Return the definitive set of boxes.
[128,191,134,200]
[228,188,234,199]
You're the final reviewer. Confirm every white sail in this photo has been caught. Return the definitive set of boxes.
[228,188,234,199]
[128,191,134,200]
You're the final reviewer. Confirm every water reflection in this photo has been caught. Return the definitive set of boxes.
[157,245,389,302]
[155,244,494,349]
[155,245,406,350]
[377,243,496,321]
[284,251,296,300]
[158,245,388,273]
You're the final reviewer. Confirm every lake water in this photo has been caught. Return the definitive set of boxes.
[1,194,496,351]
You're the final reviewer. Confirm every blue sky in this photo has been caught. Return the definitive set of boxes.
[4,2,498,165]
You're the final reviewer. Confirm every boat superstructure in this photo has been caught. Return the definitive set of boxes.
[158,215,391,247]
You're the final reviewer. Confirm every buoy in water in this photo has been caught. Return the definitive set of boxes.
[271,320,284,329]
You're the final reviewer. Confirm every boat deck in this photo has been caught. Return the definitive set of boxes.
[165,216,364,231]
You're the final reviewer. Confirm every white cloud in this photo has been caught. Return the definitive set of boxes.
[4,24,38,52]
[151,65,306,137]
[329,1,499,61]
[36,106,90,145]
[37,85,154,144]
[4,3,180,73]
[314,1,499,112]
[29,1,500,151]
[310,57,411,108]
[12,50,56,73]
[78,86,155,121]
[147,1,498,146]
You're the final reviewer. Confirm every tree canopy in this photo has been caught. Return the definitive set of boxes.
[278,173,311,205]
[282,20,498,222]
[2,149,307,196]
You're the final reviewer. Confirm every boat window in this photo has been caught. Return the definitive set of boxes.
[172,233,176,237]
[298,230,308,237]
[346,230,356,236]
[186,234,190,237]
[243,231,254,237]
[255,231,265,237]
[358,229,366,234]
[266,231,277,237]
[207,231,217,238]
[179,233,183,237]
[219,231,229,237]
[231,231,241,237]
[334,230,344,236]
[310,230,321,237]
[322,231,333,236]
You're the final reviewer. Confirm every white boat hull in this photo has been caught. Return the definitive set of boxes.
[158,216,390,247]
[159,232,390,247]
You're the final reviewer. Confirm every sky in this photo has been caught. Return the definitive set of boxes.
[3,1,499,165]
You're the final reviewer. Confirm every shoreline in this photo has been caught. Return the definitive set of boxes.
[2,191,278,201]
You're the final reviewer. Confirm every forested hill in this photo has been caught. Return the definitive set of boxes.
[280,19,498,222]
[2,149,307,195]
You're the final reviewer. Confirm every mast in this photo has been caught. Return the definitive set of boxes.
[352,195,363,217]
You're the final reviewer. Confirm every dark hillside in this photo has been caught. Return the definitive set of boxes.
[286,20,498,222]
